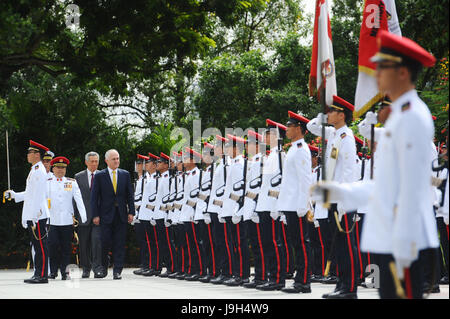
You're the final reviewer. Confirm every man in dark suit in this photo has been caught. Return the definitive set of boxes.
[91,149,135,279]
[74,151,103,278]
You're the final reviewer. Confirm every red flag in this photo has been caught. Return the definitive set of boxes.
[309,0,337,106]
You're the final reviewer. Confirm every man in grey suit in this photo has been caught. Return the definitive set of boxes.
[74,151,103,278]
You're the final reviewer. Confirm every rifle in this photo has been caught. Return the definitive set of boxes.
[231,155,248,210]
[215,155,227,197]
[270,136,283,187]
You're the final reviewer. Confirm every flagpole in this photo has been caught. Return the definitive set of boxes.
[319,84,329,208]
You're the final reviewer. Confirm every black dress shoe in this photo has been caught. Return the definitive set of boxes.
[133,268,145,275]
[24,276,48,284]
[185,273,201,281]
[113,273,122,280]
[281,283,311,293]
[255,281,285,291]
[439,276,448,285]
[310,274,324,283]
[158,271,170,278]
[326,290,358,299]
[198,275,212,283]
[320,275,338,284]
[224,277,243,286]
[142,269,156,276]
[94,271,107,278]
[322,286,342,299]
[61,273,70,281]
[168,272,180,279]
[82,270,90,278]
[48,273,57,279]
[243,279,266,289]
[285,273,294,279]
[423,284,440,293]
[210,275,230,285]
[176,273,188,280]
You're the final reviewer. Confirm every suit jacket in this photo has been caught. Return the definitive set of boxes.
[90,168,135,224]
[74,169,98,225]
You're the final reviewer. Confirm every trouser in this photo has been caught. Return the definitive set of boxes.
[247,220,267,281]
[134,221,146,269]
[318,217,337,277]
[355,214,371,281]
[280,221,294,276]
[172,223,187,273]
[27,219,49,278]
[141,220,157,270]
[228,219,250,279]
[48,224,73,276]
[77,224,103,273]
[257,212,286,284]
[184,221,202,275]
[154,219,175,272]
[309,221,326,276]
[437,217,449,278]
[284,213,311,285]
[195,220,215,276]
[100,209,127,274]
[420,247,440,289]
[329,205,358,293]
[209,212,232,277]
[372,253,423,299]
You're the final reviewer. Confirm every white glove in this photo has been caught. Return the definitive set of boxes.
[218,217,226,223]
[150,218,156,226]
[395,258,413,280]
[444,215,449,225]
[251,213,260,224]
[279,214,287,225]
[203,213,211,224]
[310,181,346,205]
[4,190,15,199]
[81,217,87,224]
[365,111,378,125]
[164,220,171,227]
[317,113,327,124]
[232,214,242,224]
[270,211,280,221]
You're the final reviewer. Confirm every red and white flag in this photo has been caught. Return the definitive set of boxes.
[354,0,401,118]
[309,0,337,106]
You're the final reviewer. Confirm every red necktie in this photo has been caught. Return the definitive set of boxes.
[90,173,94,190]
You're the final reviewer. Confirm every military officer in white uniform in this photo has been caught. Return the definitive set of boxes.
[255,119,288,291]
[241,130,267,289]
[277,111,313,294]
[307,95,359,299]
[209,136,234,285]
[5,140,51,283]
[312,30,439,299]
[132,154,149,276]
[180,147,204,281]
[47,156,87,280]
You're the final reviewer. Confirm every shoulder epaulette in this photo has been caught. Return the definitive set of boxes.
[35,165,39,170]
[48,178,53,181]
[401,102,411,112]
[66,177,75,181]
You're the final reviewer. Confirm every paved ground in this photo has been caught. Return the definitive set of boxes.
[0,268,448,299]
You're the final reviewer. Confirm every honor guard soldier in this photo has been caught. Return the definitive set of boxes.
[209,136,234,285]
[312,30,439,299]
[276,111,313,294]
[180,147,204,281]
[5,140,52,283]
[255,119,288,291]
[47,156,87,280]
[170,151,189,279]
[222,134,250,287]
[139,152,161,276]
[240,130,267,289]
[132,154,149,275]
[154,152,176,277]
[196,142,219,282]
[307,95,359,299]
